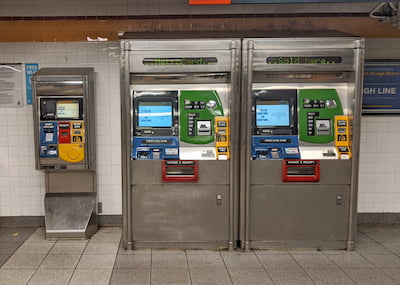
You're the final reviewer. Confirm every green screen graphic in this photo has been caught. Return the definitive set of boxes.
[299,89,343,144]
[179,90,224,144]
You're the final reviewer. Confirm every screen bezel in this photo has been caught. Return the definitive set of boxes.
[133,92,178,135]
[56,100,81,120]
[252,89,298,135]
[40,98,83,120]
[137,101,173,128]
[255,99,290,128]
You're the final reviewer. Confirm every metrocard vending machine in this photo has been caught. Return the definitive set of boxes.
[241,37,364,249]
[120,34,240,249]
[32,68,97,239]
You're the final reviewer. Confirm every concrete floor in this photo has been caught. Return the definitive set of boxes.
[1,225,400,284]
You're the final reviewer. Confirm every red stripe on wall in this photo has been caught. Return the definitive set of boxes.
[189,0,231,4]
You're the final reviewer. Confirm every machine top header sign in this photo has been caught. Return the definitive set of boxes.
[189,0,378,4]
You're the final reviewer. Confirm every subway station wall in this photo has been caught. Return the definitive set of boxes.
[0,38,399,216]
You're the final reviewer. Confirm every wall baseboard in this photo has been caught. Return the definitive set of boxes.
[1,213,399,227]
[357,213,400,225]
[0,215,122,227]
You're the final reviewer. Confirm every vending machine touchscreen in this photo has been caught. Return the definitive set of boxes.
[251,89,300,159]
[132,91,179,160]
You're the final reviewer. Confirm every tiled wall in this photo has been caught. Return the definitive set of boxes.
[0,38,400,216]
[358,38,400,213]
[0,42,121,216]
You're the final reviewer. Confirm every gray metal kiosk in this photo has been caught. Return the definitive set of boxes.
[240,38,365,250]
[120,33,240,249]
[32,68,97,239]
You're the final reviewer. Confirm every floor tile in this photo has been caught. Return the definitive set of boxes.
[0,254,11,266]
[77,254,116,269]
[258,254,300,269]
[84,241,119,255]
[0,242,21,255]
[381,242,400,254]
[109,268,150,285]
[28,268,73,285]
[114,254,151,268]
[381,268,400,284]
[39,254,81,269]
[292,254,338,269]
[306,268,356,285]
[89,231,121,243]
[14,241,54,255]
[344,268,397,285]
[190,268,233,285]
[222,252,263,269]
[152,268,191,285]
[327,253,376,269]
[362,254,400,268]
[187,254,226,269]
[69,268,113,285]
[254,249,290,255]
[266,268,314,285]
[228,268,273,285]
[118,248,152,255]
[98,227,122,233]
[152,254,188,268]
[0,228,6,237]
[152,249,186,255]
[288,249,324,255]
[186,249,221,255]
[0,268,35,285]
[357,232,375,243]
[49,241,87,255]
[0,228,36,243]
[355,242,393,254]
[24,228,51,243]
[2,254,46,269]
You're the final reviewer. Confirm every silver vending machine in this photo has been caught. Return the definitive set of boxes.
[241,37,364,250]
[120,33,240,249]
[32,68,97,239]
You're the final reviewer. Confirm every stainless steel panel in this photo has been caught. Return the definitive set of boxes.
[249,185,349,242]
[45,192,97,239]
[46,172,95,193]
[250,160,352,185]
[131,160,230,185]
[125,39,239,51]
[131,184,229,242]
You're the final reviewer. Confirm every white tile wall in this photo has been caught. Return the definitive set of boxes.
[357,38,400,213]
[0,42,122,216]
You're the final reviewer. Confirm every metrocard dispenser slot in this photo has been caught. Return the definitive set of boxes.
[162,160,198,183]
[282,160,320,182]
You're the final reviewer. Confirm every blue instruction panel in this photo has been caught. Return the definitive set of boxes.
[25,63,39,105]
[363,62,400,114]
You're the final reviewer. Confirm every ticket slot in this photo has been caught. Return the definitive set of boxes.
[282,160,320,182]
[162,160,199,182]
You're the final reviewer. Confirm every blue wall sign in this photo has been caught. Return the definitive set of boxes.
[363,62,400,114]
[25,63,39,105]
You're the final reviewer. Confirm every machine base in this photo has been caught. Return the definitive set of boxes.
[44,192,98,239]
[131,241,230,250]
[249,240,348,250]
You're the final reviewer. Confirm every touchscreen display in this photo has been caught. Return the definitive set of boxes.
[256,100,290,127]
[56,101,80,119]
[138,101,173,127]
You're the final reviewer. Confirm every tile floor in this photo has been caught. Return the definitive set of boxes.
[1,225,400,284]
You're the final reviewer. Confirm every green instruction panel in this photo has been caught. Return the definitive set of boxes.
[179,90,224,144]
[299,89,343,144]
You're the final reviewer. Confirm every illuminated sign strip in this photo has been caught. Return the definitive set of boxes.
[266,56,342,65]
[143,57,218,66]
